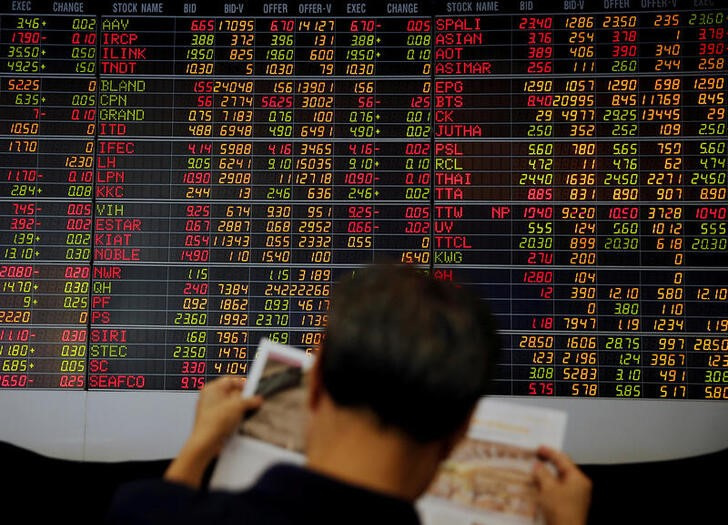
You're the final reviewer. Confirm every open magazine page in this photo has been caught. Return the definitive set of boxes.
[209,337,568,514]
[417,399,567,525]
[208,338,312,491]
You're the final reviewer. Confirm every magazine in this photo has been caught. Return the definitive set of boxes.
[417,399,567,525]
[210,339,567,525]
[208,338,312,490]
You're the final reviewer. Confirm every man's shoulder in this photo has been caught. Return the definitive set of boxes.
[246,464,421,525]
[106,474,287,525]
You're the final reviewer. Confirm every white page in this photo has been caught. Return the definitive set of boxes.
[209,338,311,490]
[210,337,568,520]
[417,399,567,525]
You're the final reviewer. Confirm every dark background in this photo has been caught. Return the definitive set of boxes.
[3,440,723,524]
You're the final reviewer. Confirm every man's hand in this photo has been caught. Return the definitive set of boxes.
[164,376,263,489]
[533,445,592,525]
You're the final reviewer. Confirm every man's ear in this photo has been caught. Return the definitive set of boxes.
[439,406,475,461]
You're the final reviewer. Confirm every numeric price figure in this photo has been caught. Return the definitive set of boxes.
[6,16,43,74]
[516,16,555,396]
[642,14,687,399]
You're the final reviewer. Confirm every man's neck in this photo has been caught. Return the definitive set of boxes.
[304,402,445,502]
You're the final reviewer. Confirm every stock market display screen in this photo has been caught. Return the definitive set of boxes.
[1,0,726,398]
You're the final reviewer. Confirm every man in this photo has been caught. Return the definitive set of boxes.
[106,263,591,525]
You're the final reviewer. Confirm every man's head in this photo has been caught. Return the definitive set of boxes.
[317,263,501,443]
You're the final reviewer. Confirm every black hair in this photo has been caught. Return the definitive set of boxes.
[319,263,501,443]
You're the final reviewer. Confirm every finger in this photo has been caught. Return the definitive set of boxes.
[537,445,574,476]
[223,375,246,390]
[532,458,554,487]
[210,376,245,397]
[243,394,263,410]
[231,395,263,419]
